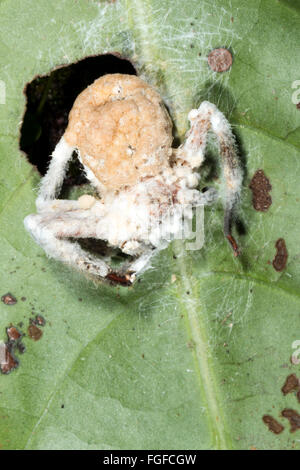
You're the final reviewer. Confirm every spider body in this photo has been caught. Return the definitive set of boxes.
[24,74,242,285]
[64,73,173,192]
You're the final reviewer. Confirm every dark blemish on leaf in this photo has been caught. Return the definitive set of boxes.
[281,409,300,433]
[34,315,46,327]
[1,323,26,373]
[28,324,43,341]
[0,343,19,375]
[272,238,288,272]
[30,314,46,327]
[6,326,23,342]
[207,48,233,73]
[17,342,26,355]
[281,374,300,395]
[61,404,65,409]
[0,321,27,373]
[296,102,300,110]
[262,415,284,434]
[21,297,26,302]
[249,169,272,212]
[1,293,17,305]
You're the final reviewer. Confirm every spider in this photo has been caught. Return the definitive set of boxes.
[24,73,242,286]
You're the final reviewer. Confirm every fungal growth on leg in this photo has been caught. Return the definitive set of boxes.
[24,73,242,285]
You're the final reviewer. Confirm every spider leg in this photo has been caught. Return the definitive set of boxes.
[24,210,153,285]
[36,137,76,211]
[24,210,111,280]
[36,199,83,213]
[26,135,154,285]
[119,247,157,284]
[178,101,242,256]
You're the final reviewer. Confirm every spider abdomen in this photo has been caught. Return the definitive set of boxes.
[64,74,173,192]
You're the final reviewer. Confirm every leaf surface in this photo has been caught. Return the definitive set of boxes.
[0,0,300,450]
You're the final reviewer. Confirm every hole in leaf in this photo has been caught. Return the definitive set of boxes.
[20,54,137,182]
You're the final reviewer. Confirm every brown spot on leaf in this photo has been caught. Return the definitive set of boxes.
[33,315,46,327]
[281,374,300,395]
[28,324,43,341]
[249,170,272,212]
[0,321,26,374]
[297,390,300,404]
[296,102,300,110]
[272,238,288,272]
[6,326,22,342]
[282,409,300,433]
[262,415,284,434]
[207,48,233,72]
[1,293,17,305]
[0,343,19,374]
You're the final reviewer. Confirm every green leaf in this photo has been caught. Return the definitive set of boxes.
[0,0,300,450]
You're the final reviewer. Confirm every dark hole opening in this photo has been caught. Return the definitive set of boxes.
[20,54,137,183]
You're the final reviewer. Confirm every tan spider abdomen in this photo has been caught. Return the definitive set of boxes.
[64,74,173,192]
